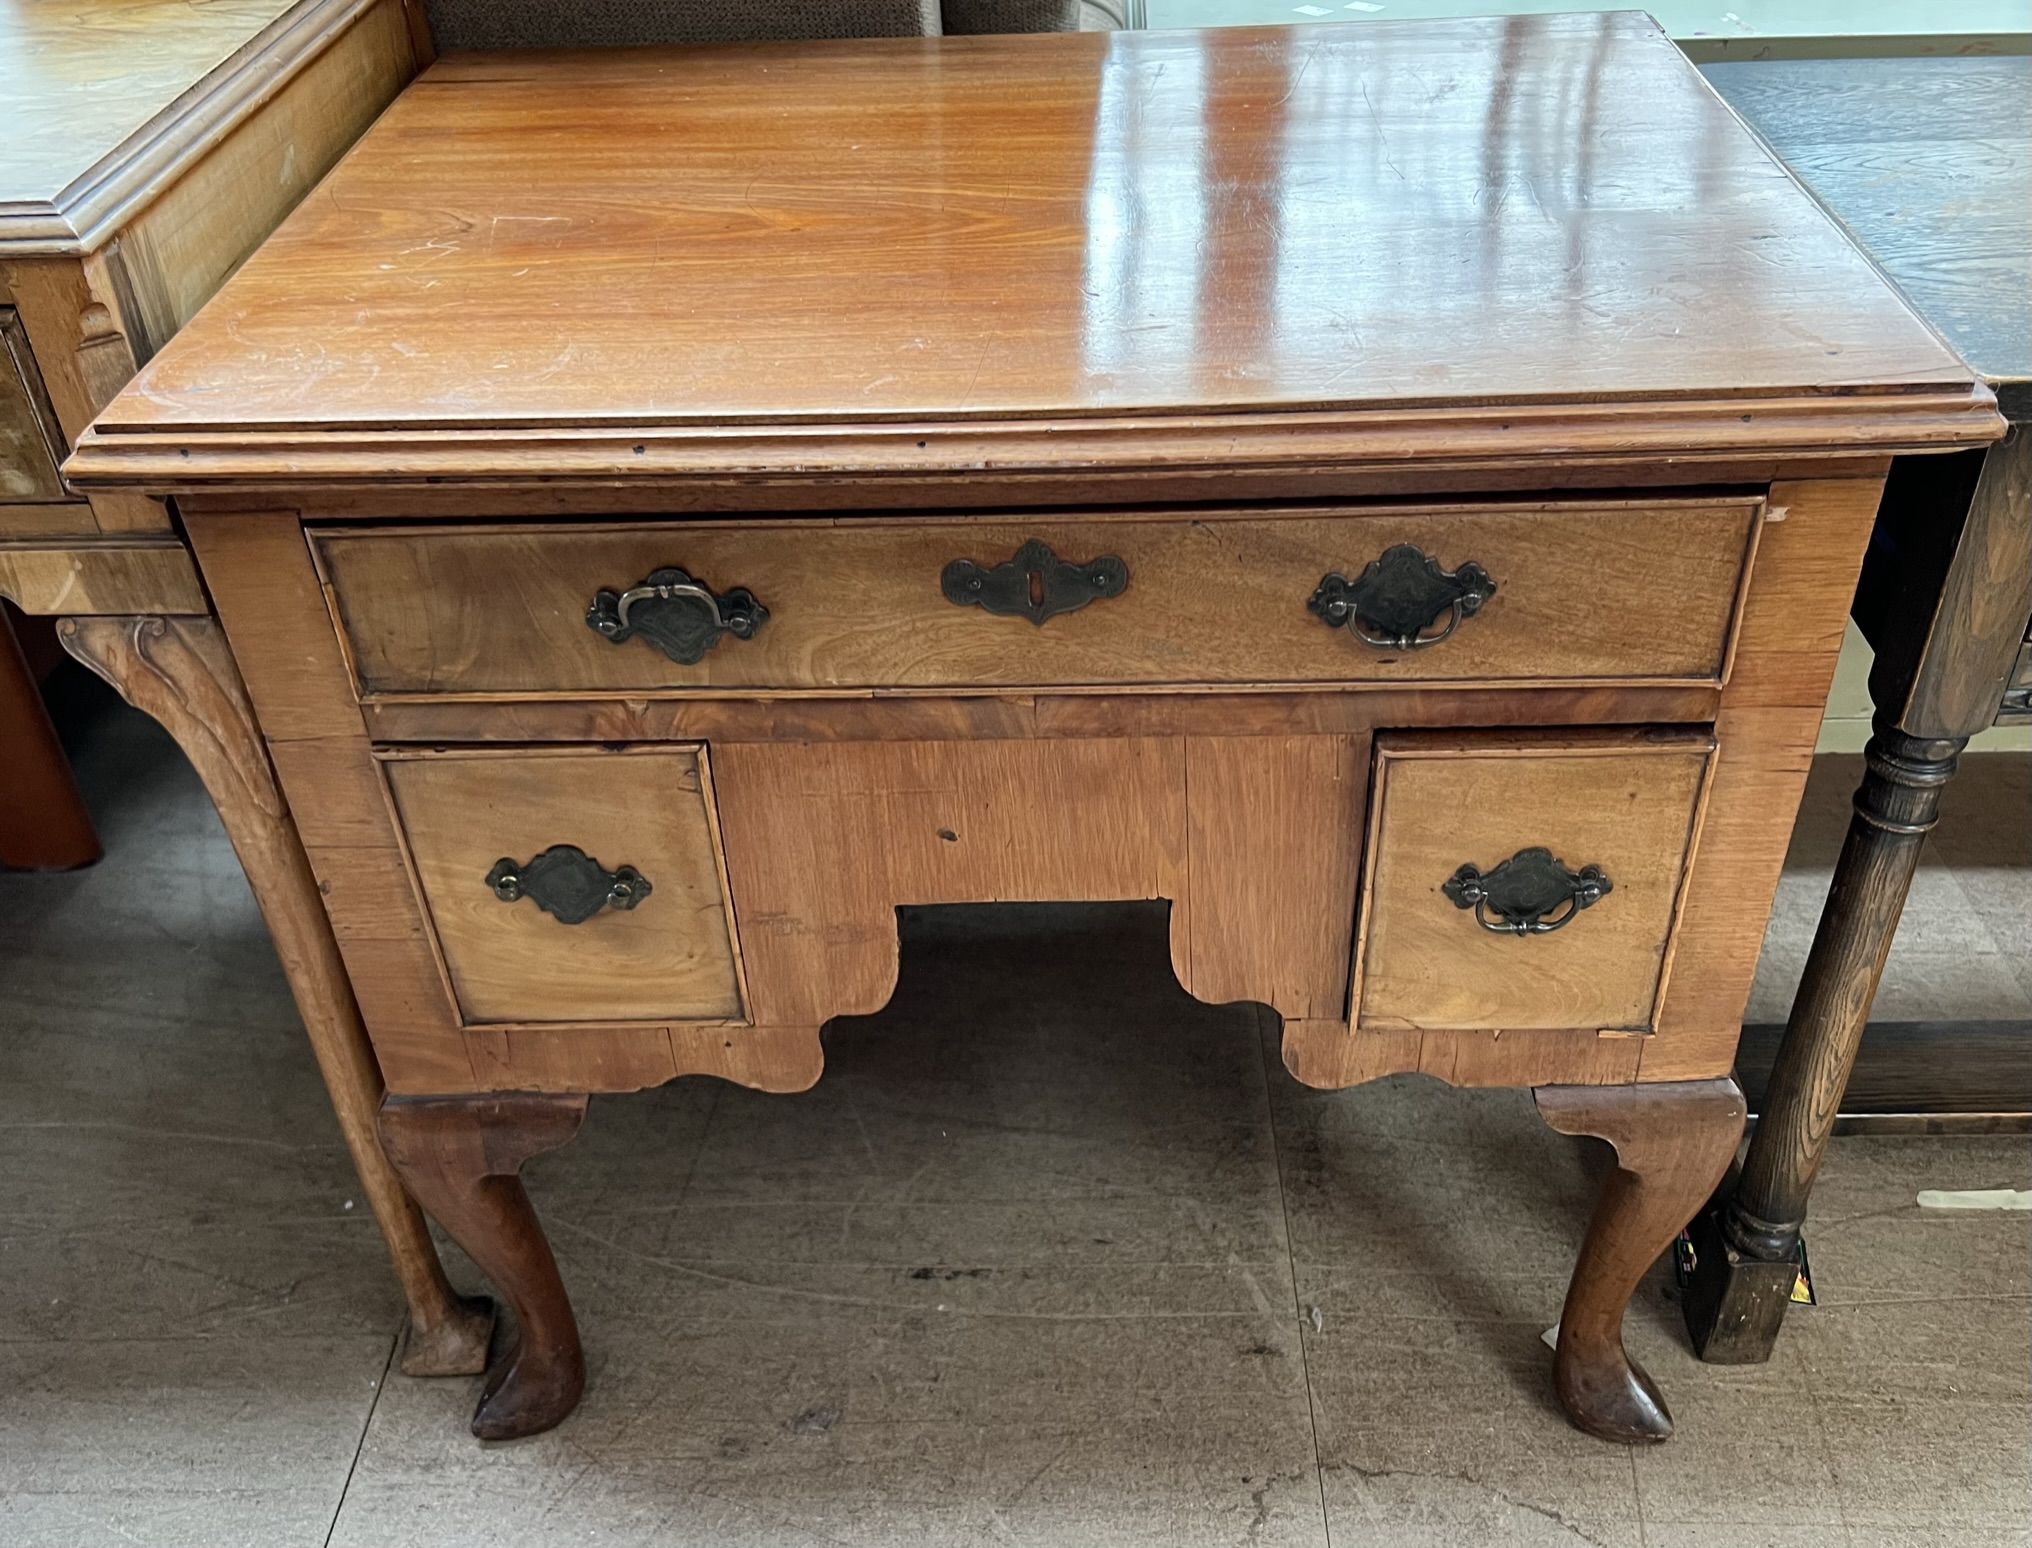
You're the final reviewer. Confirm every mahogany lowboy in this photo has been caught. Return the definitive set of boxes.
[67,16,2001,1445]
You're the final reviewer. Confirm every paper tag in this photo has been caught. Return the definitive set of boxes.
[1917,1188,2032,1211]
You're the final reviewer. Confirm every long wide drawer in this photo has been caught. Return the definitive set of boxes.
[1351,727,1715,1036]
[378,745,746,1027]
[313,498,1761,697]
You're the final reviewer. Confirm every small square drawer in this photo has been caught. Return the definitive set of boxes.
[379,745,746,1027]
[1351,728,1715,1036]
[312,497,1761,698]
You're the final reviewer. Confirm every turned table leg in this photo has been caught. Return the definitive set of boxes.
[1536,1077,1745,1443]
[58,616,493,1375]
[378,1093,590,1440]
[1683,727,1958,1361]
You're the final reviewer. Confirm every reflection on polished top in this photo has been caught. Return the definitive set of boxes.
[87,13,1981,452]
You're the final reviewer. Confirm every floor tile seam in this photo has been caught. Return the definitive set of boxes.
[0,1330,404,1345]
[0,1203,383,1221]
[563,1301,1293,1324]
[321,1333,397,1548]
[550,1219,1297,1283]
[549,1254,1302,1268]
[1804,1292,2032,1310]
[551,1269,1297,1322]
[660,1083,723,1214]
[0,1124,345,1152]
[1318,1458,1640,1547]
[0,1002,300,1036]
[1628,1446,1649,1547]
[1793,1351,1857,1540]
[614,1191,1295,1207]
[1808,1207,2032,1231]
[0,1486,337,1501]
[1291,1261,1585,1278]
[1257,1006,1335,1548]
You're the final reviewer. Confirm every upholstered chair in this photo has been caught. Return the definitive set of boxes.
[420,0,1082,50]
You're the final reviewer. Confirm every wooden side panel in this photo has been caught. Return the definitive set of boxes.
[1183,733,1366,1021]
[380,746,744,1026]
[114,0,419,351]
[0,504,99,539]
[0,256,166,533]
[312,500,1758,696]
[710,737,1192,1029]
[0,539,206,614]
[1641,475,1887,1082]
[1896,427,2032,737]
[1355,732,1714,1035]
[0,308,69,505]
[183,508,475,1092]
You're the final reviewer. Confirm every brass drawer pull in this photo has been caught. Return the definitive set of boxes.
[942,538,1128,625]
[1310,543,1496,650]
[487,845,652,925]
[586,566,768,663]
[1443,846,1611,935]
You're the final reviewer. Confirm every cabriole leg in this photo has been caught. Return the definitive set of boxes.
[378,1093,590,1440]
[58,615,493,1374]
[1536,1077,1746,1443]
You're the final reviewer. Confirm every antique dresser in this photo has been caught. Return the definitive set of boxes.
[66,15,2002,1443]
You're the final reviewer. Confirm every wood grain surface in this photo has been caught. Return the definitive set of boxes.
[710,736,1193,1034]
[1638,475,1886,1082]
[0,0,297,208]
[1353,730,1714,1036]
[0,538,205,614]
[379,746,746,1027]
[1705,56,2029,414]
[1536,1077,1745,1442]
[75,14,1992,484]
[188,469,1887,1100]
[356,682,1725,747]
[1,257,165,534]
[314,500,1758,696]
[0,307,67,502]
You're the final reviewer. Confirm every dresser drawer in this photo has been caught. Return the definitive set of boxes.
[1351,728,1714,1036]
[314,499,1760,697]
[379,746,746,1027]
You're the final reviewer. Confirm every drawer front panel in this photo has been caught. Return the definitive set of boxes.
[315,499,1759,697]
[1353,729,1714,1035]
[380,746,745,1026]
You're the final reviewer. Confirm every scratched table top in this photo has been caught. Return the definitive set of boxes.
[79,11,1985,473]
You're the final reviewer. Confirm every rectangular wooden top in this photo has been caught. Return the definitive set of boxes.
[71,14,1999,488]
[0,0,314,249]
[1705,56,2031,420]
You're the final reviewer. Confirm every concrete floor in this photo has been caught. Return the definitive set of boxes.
[2,671,2027,1547]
